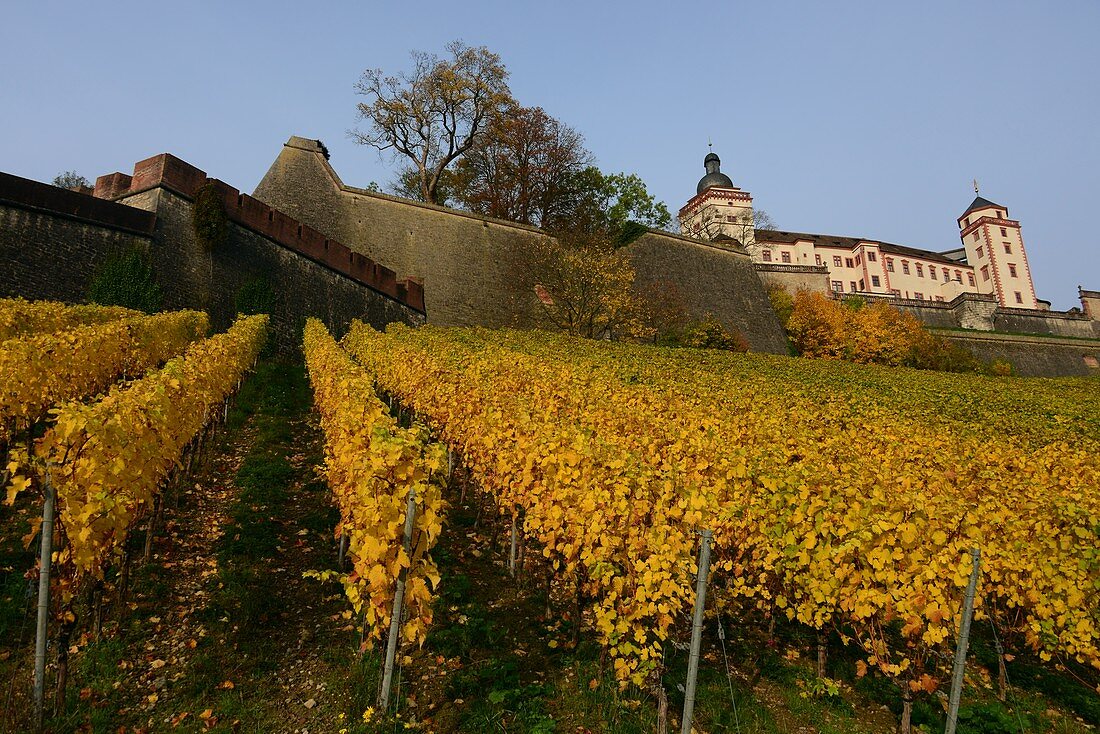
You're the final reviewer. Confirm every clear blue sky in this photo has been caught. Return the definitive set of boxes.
[3,1,1097,308]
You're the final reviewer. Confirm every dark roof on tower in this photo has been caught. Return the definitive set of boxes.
[697,152,735,194]
[962,195,1004,217]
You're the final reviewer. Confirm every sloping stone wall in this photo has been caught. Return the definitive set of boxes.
[253,136,790,353]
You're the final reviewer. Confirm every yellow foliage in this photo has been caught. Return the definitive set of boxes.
[302,320,445,649]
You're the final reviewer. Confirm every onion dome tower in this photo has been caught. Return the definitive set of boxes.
[679,149,755,246]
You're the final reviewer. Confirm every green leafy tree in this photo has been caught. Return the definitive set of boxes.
[52,171,90,190]
[88,249,162,313]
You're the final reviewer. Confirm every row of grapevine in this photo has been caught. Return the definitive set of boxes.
[344,323,1099,701]
[7,314,268,602]
[0,298,141,342]
[303,319,445,650]
[0,310,209,446]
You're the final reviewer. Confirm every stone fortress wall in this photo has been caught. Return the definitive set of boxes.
[0,155,424,352]
[252,137,791,355]
[2,136,1096,375]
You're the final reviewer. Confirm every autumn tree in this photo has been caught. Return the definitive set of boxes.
[515,229,651,341]
[352,41,513,205]
[448,104,595,227]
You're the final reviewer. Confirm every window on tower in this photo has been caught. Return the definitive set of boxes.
[1000,227,1008,237]
[967,272,975,286]
[973,231,980,241]
[1015,291,1023,304]
[1003,243,1012,254]
[1008,264,1017,277]
[981,265,990,281]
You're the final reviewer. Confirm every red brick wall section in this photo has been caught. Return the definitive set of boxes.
[94,154,424,312]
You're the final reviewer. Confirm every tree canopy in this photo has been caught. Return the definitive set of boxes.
[352,41,513,205]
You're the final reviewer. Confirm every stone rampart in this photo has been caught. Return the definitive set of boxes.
[0,173,155,303]
[753,263,831,296]
[935,330,1100,378]
[253,136,790,353]
[1,157,423,351]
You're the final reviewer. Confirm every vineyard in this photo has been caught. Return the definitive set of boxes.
[0,302,1096,733]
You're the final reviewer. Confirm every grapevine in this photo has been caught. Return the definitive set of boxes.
[0,310,209,447]
[0,298,140,342]
[303,319,445,650]
[8,314,268,602]
[344,323,1100,694]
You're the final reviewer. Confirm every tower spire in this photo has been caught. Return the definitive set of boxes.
[973,178,979,195]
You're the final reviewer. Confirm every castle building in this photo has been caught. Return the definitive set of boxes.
[678,153,1039,309]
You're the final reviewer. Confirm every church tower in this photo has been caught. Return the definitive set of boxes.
[678,151,756,250]
[957,191,1038,308]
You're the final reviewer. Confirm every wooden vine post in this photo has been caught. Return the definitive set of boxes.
[945,548,982,734]
[33,470,57,730]
[681,528,713,734]
[379,486,417,711]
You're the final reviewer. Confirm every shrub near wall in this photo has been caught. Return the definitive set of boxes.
[785,291,990,373]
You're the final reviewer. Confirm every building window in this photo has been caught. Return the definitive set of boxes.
[1015,291,1023,304]
[867,252,877,262]
[929,265,937,279]
[845,258,854,268]
[726,216,735,222]
[859,279,865,291]
[1003,243,1012,254]
[832,280,843,293]
[891,288,901,296]
[1000,227,1007,237]
[943,270,949,282]
[886,258,895,272]
[1008,263,1017,277]
[902,261,910,275]
[977,246,984,259]
[916,263,924,277]
[850,281,857,292]
[871,275,881,287]
[935,296,945,302]
[815,254,822,266]
[833,255,842,267]
[762,250,772,262]
[914,292,924,300]
[967,272,975,286]
[781,251,791,263]
[964,217,970,226]
[981,265,990,281]
[855,255,862,266]
[998,210,1005,218]
[973,231,980,242]
[955,270,963,282]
